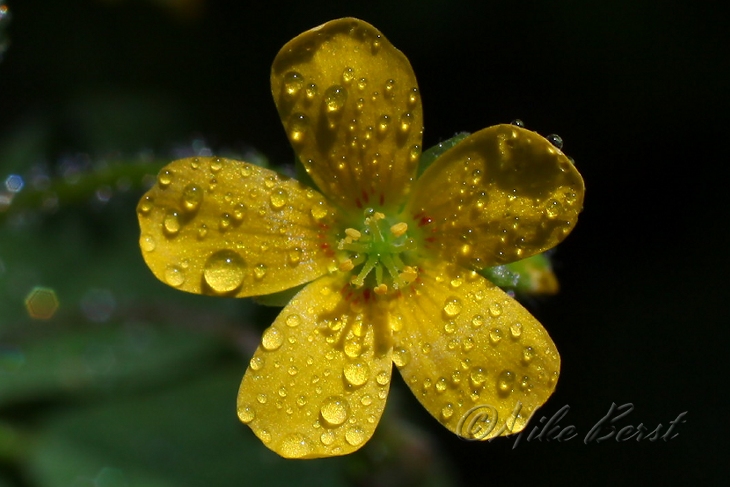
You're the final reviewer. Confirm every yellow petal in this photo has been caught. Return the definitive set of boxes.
[391,260,560,440]
[137,157,339,297]
[271,18,423,212]
[407,125,585,268]
[237,275,394,458]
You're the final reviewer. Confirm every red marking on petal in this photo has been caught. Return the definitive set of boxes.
[418,216,433,227]
[361,190,370,203]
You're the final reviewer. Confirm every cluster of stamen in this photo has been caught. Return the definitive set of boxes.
[338,209,418,295]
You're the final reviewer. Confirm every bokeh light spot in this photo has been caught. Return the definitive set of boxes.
[25,286,59,320]
[4,174,24,193]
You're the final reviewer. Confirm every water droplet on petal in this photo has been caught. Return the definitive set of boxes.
[157,169,173,188]
[288,113,309,144]
[343,361,370,386]
[443,297,462,318]
[489,328,503,344]
[288,248,302,266]
[324,85,348,113]
[435,377,447,393]
[320,431,336,445]
[203,249,245,293]
[471,314,484,329]
[140,234,156,252]
[311,202,328,220]
[511,119,525,127]
[488,302,503,317]
[181,183,203,212]
[210,158,223,173]
[249,356,264,370]
[342,67,355,83]
[376,371,390,386]
[254,263,267,280]
[510,322,523,338]
[237,404,255,423]
[281,433,313,458]
[163,211,181,236]
[377,114,390,135]
[270,188,288,209]
[137,196,153,215]
[345,426,365,446]
[283,71,304,97]
[522,346,535,363]
[547,134,564,149]
[497,370,516,395]
[320,396,349,427]
[164,265,185,287]
[286,314,302,328]
[441,403,454,420]
[392,347,411,367]
[261,326,283,351]
[470,367,488,387]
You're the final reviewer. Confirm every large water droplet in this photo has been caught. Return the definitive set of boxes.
[324,85,348,113]
[470,367,488,387]
[286,314,302,328]
[376,371,390,386]
[392,347,411,367]
[547,134,564,149]
[345,426,365,446]
[163,211,181,236]
[203,249,245,293]
[488,302,503,317]
[164,265,185,287]
[320,431,336,446]
[281,433,313,458]
[288,113,309,144]
[343,361,370,386]
[443,297,462,318]
[140,234,156,252]
[270,188,288,209]
[320,396,349,427]
[283,71,304,97]
[181,183,203,213]
[249,356,264,371]
[237,404,255,424]
[497,370,516,395]
[261,326,284,351]
[157,169,173,188]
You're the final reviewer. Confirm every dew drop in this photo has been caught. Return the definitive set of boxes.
[197,224,208,240]
[399,112,412,134]
[546,199,563,219]
[489,328,503,344]
[281,433,313,458]
[344,361,370,386]
[320,396,349,427]
[237,404,255,424]
[470,367,488,387]
[488,302,503,317]
[157,169,173,188]
[288,248,302,266]
[471,314,485,329]
[444,321,456,334]
[162,211,181,236]
[345,426,365,446]
[283,71,304,97]
[497,370,516,394]
[435,377,447,393]
[522,346,535,363]
[164,265,185,287]
[311,202,328,220]
[261,326,284,351]
[219,213,231,232]
[181,183,203,212]
[140,234,156,252]
[270,188,288,209]
[254,263,267,280]
[443,297,462,318]
[407,87,419,107]
[510,322,523,338]
[210,158,223,173]
[511,119,525,127]
[203,249,245,293]
[376,371,390,386]
[320,431,336,446]
[392,347,411,367]
[259,430,271,443]
[256,393,267,404]
[547,134,564,149]
[342,67,355,83]
[286,314,302,328]
[377,114,390,135]
[137,196,153,215]
[324,85,348,113]
[288,113,309,144]
[441,403,454,420]
[249,356,264,371]
[288,366,299,376]
[384,78,395,97]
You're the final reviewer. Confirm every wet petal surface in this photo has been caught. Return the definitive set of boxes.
[392,260,560,439]
[237,275,393,458]
[137,157,339,297]
[272,17,423,213]
[407,125,584,269]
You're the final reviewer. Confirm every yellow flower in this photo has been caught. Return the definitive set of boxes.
[137,18,584,459]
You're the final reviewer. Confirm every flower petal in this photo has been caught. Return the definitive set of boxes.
[237,275,394,458]
[137,157,339,297]
[271,18,423,212]
[407,125,584,268]
[391,260,560,440]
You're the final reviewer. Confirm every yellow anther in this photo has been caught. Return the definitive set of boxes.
[345,228,362,240]
[399,265,418,283]
[390,222,408,237]
[339,259,355,271]
[373,212,385,220]
[373,283,388,295]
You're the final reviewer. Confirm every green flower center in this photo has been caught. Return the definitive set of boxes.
[337,208,418,294]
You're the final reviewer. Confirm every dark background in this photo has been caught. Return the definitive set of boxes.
[0,0,726,485]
